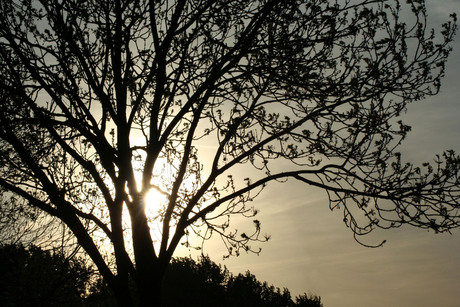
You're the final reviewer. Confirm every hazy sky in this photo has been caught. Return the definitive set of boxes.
[176,1,460,306]
[3,1,458,306]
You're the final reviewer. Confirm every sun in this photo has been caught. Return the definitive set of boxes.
[144,187,168,216]
[145,188,162,204]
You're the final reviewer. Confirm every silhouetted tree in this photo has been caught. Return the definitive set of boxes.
[0,0,459,305]
[295,293,323,307]
[87,255,322,306]
[162,255,227,306]
[164,256,323,307]
[162,255,323,306]
[0,244,93,306]
[226,271,294,306]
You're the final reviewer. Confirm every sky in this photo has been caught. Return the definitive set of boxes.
[175,1,460,306]
[3,1,458,306]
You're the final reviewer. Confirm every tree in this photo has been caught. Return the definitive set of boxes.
[0,244,93,306]
[0,0,459,305]
[225,271,296,307]
[129,254,324,306]
[162,255,228,306]
[295,293,323,307]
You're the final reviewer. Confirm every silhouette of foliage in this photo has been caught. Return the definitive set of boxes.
[164,255,324,306]
[91,254,324,306]
[162,255,227,306]
[0,246,322,306]
[0,244,93,306]
[225,271,295,307]
[0,0,459,305]
[295,293,323,307]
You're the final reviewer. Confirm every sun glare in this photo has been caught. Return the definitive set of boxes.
[144,188,168,217]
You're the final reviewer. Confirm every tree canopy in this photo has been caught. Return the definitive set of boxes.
[0,0,459,305]
[90,254,324,306]
[0,244,93,306]
[163,255,323,306]
[0,244,322,307]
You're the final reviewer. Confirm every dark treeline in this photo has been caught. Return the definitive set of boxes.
[0,244,322,307]
[161,255,322,307]
[0,244,92,306]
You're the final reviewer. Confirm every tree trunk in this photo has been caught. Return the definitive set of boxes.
[138,275,163,307]
[113,281,133,306]
[129,208,167,305]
